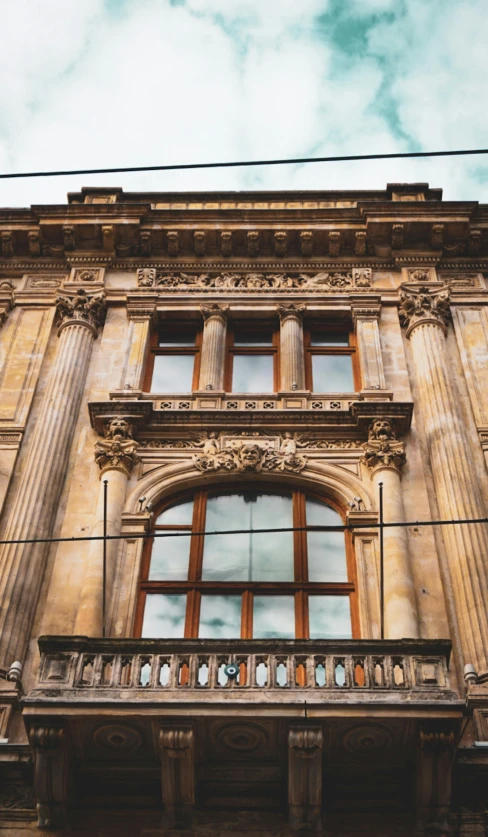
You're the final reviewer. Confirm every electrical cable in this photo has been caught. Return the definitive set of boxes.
[0,515,487,547]
[1,147,488,180]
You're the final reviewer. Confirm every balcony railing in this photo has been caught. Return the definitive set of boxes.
[29,637,455,707]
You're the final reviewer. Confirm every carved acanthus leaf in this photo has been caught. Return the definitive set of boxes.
[56,288,107,331]
[399,285,451,335]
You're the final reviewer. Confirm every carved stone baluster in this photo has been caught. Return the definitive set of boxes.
[277,304,306,391]
[198,304,228,391]
[0,289,106,670]
[29,725,69,828]
[399,284,488,672]
[288,726,323,833]
[74,418,139,636]
[159,725,195,829]
[361,418,419,638]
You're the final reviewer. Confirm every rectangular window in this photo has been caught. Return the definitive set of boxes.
[225,325,279,393]
[305,324,358,393]
[144,325,201,393]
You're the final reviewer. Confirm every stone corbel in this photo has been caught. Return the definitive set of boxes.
[94,417,140,478]
[288,725,323,833]
[416,724,457,837]
[28,724,70,828]
[0,280,14,326]
[159,725,195,829]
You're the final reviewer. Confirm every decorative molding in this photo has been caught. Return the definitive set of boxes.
[398,284,451,337]
[69,266,104,284]
[361,419,406,473]
[24,274,66,289]
[56,288,107,335]
[136,269,372,292]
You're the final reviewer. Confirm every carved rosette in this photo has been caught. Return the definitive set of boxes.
[398,285,451,338]
[56,288,107,336]
[361,419,406,474]
[94,418,139,478]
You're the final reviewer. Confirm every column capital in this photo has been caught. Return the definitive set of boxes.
[126,293,158,322]
[200,303,229,324]
[56,288,107,337]
[94,417,139,478]
[277,302,306,323]
[399,284,450,338]
[360,418,406,474]
[350,293,382,326]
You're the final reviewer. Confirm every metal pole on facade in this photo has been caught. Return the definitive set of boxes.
[102,479,108,639]
[379,481,384,640]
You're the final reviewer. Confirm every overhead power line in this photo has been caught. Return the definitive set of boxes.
[1,147,488,180]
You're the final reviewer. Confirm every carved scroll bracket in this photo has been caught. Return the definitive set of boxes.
[159,725,195,829]
[28,724,69,828]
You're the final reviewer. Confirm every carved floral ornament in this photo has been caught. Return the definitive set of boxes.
[136,268,372,292]
[56,288,107,334]
[360,419,406,473]
[398,285,451,337]
[193,431,308,473]
[94,417,140,477]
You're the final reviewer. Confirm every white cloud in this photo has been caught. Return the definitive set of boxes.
[0,0,487,207]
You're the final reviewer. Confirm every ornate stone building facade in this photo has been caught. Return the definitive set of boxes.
[0,183,487,835]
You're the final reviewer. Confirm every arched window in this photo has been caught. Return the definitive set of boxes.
[135,489,358,639]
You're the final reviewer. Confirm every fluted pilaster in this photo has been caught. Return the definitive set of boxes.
[351,298,386,390]
[198,305,228,391]
[74,419,138,635]
[362,421,419,638]
[277,304,305,390]
[0,290,105,667]
[122,297,157,391]
[400,285,488,672]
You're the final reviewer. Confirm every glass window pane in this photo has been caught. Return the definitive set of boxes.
[158,329,196,346]
[253,596,295,638]
[155,500,194,526]
[202,493,294,581]
[232,355,274,392]
[199,595,242,638]
[148,537,190,580]
[309,596,352,638]
[310,331,349,346]
[141,594,186,638]
[311,354,354,392]
[306,499,347,582]
[151,354,195,393]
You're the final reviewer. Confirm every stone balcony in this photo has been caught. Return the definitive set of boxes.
[22,637,463,830]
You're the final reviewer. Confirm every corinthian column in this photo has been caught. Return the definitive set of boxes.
[361,419,419,638]
[277,304,305,390]
[351,297,386,390]
[198,304,228,391]
[0,289,106,668]
[399,284,488,672]
[74,418,139,636]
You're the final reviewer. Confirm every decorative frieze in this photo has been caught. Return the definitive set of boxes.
[138,434,364,450]
[135,269,372,292]
[398,285,450,337]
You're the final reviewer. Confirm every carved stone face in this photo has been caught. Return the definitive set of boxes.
[107,417,131,439]
[370,419,394,441]
[237,443,262,468]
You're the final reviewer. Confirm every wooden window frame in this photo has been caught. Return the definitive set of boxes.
[143,324,202,393]
[224,323,280,393]
[134,485,359,640]
[304,322,360,393]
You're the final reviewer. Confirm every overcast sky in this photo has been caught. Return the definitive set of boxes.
[1,0,487,207]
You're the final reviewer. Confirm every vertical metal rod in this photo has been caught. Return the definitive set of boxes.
[379,481,384,640]
[102,479,108,639]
